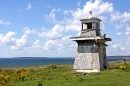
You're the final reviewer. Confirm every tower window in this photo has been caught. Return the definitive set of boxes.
[82,23,92,30]
[87,23,92,29]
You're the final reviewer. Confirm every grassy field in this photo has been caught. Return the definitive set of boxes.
[0,61,130,86]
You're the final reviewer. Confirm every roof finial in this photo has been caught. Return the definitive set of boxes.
[89,11,92,16]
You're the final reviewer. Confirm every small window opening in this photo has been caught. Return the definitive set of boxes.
[82,23,92,30]
[87,23,92,29]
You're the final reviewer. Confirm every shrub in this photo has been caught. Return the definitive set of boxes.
[119,65,126,69]
[48,64,57,69]
[0,73,10,85]
[13,69,30,82]
[119,61,130,70]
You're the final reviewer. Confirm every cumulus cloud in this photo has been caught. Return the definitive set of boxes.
[0,31,16,45]
[62,0,114,32]
[1,0,130,56]
[44,8,61,23]
[0,31,31,50]
[10,35,31,50]
[32,40,42,49]
[70,0,113,19]
[65,25,80,32]
[110,12,130,22]
[43,40,61,51]
[44,0,114,33]
[112,44,119,49]
[0,20,10,25]
[38,24,64,39]
[43,36,76,52]
[23,27,36,35]
[27,3,32,10]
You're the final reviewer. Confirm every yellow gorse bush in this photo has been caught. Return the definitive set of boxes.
[13,69,31,81]
[119,61,130,70]
[0,81,5,86]
[0,73,10,85]
[119,65,126,69]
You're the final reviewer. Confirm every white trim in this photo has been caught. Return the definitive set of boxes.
[74,69,100,73]
[70,37,102,41]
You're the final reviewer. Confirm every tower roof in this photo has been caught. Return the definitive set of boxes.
[80,11,101,22]
[80,17,101,21]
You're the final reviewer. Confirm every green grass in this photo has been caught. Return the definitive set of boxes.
[1,62,130,86]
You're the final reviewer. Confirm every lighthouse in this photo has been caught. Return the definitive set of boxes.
[70,11,111,72]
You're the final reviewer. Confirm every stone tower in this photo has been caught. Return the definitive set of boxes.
[70,11,111,72]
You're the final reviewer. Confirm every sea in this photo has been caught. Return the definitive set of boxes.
[0,56,128,68]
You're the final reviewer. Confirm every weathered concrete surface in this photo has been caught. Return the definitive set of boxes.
[73,53,100,71]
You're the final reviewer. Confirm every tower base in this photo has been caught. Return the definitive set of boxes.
[73,53,100,73]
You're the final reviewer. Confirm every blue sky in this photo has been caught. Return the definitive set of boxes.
[0,0,130,57]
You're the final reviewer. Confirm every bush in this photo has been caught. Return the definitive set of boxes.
[0,73,10,85]
[49,64,57,69]
[119,61,130,70]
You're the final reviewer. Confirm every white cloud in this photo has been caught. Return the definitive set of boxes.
[43,0,114,33]
[125,27,130,36]
[112,44,119,49]
[51,8,61,13]
[0,31,16,45]
[61,36,76,49]
[32,40,42,49]
[27,3,32,10]
[43,36,76,52]
[44,8,61,23]
[38,24,64,39]
[117,32,122,35]
[23,25,64,40]
[43,40,61,51]
[110,11,130,22]
[64,10,69,15]
[125,26,130,44]
[120,47,125,51]
[0,32,31,50]
[23,27,36,35]
[10,35,31,50]
[61,0,114,32]
[16,35,30,47]
[71,0,113,19]
[115,24,123,30]
[1,0,130,56]
[34,40,41,45]
[0,20,10,25]
[65,25,80,32]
